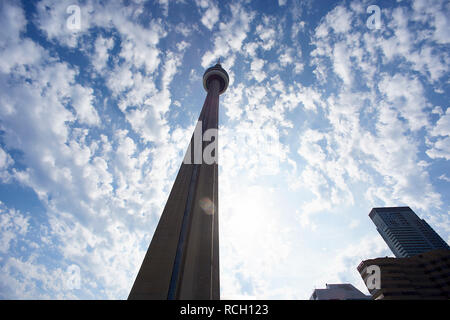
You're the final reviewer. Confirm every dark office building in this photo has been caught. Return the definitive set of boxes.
[369,207,449,258]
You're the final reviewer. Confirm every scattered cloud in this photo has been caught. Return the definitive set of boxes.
[0,0,448,300]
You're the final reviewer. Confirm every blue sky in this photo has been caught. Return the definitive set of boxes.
[0,0,449,299]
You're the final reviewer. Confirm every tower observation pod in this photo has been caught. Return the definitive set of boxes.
[128,61,229,300]
[203,60,229,95]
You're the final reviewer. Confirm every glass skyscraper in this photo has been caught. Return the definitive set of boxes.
[369,207,450,258]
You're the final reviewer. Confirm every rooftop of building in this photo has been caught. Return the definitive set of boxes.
[310,283,371,300]
[357,248,450,271]
[369,206,413,218]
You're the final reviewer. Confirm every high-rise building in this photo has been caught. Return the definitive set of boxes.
[128,62,229,300]
[369,207,450,258]
[309,283,371,300]
[358,249,450,300]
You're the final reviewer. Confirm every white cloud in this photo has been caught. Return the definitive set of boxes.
[378,74,429,131]
[70,85,100,126]
[0,202,29,254]
[195,0,220,30]
[412,0,450,44]
[201,3,255,68]
[0,0,187,299]
[377,5,449,83]
[426,108,450,160]
[249,58,266,82]
[0,0,448,301]
[426,137,450,160]
[293,62,304,74]
[298,129,327,166]
[359,107,441,210]
[222,82,244,120]
[314,236,391,295]
[308,4,443,215]
[175,23,192,37]
[324,5,353,34]
[92,36,114,73]
[0,256,72,299]
[0,2,42,73]
[430,108,450,137]
[0,147,14,182]
[35,0,86,48]
[256,24,276,51]
[332,42,353,86]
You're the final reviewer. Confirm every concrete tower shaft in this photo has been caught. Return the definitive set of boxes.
[128,62,228,300]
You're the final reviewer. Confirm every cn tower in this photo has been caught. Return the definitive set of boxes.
[128,61,229,300]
